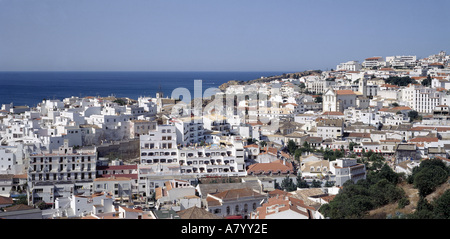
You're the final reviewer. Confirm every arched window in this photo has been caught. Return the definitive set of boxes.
[226,206,230,215]
[235,205,239,214]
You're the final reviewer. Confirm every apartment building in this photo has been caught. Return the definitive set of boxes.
[306,79,336,94]
[330,158,366,187]
[316,118,344,139]
[336,60,362,72]
[93,176,134,203]
[0,146,25,175]
[28,140,97,205]
[138,127,246,199]
[172,116,207,146]
[362,56,385,69]
[140,125,178,165]
[401,84,443,113]
[386,55,417,69]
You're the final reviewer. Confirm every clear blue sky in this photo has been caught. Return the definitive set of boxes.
[0,0,449,71]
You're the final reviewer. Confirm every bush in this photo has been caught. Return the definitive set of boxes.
[319,164,406,219]
[409,159,449,197]
[397,198,410,209]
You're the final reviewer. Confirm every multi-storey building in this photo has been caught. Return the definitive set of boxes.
[362,56,385,69]
[172,116,207,146]
[401,84,443,113]
[306,79,336,94]
[316,118,344,140]
[140,125,178,165]
[330,158,366,186]
[386,55,417,69]
[27,140,97,205]
[138,129,246,199]
[336,60,362,72]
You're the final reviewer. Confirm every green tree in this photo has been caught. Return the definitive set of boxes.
[349,142,358,151]
[421,75,432,87]
[281,176,297,192]
[408,110,420,122]
[296,173,309,188]
[311,179,322,188]
[287,140,297,155]
[13,195,28,205]
[409,159,449,197]
[413,166,448,197]
[319,165,407,219]
[384,76,418,86]
[433,189,450,219]
[315,96,323,103]
[259,140,267,147]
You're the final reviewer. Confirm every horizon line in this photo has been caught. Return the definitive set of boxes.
[0,69,319,73]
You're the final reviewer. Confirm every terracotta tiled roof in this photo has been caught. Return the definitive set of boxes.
[410,126,450,132]
[409,137,439,143]
[348,133,371,138]
[210,188,264,200]
[254,196,314,219]
[322,111,344,116]
[177,206,222,219]
[335,90,356,95]
[244,144,259,148]
[380,84,399,88]
[96,165,137,170]
[247,159,293,175]
[365,57,382,60]
[3,204,34,212]
[0,196,14,205]
[94,176,132,181]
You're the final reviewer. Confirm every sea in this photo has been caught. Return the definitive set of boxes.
[0,71,287,107]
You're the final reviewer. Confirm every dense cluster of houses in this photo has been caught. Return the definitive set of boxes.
[1,51,450,219]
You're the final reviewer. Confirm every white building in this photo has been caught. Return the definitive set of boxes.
[140,125,178,165]
[53,192,114,218]
[93,176,134,203]
[306,79,336,94]
[401,84,443,113]
[336,61,362,72]
[386,55,417,69]
[172,116,207,146]
[323,89,357,112]
[155,179,200,211]
[205,188,267,218]
[330,158,366,187]
[316,119,344,140]
[0,145,25,175]
[362,56,386,69]
[138,133,246,200]
[28,140,97,205]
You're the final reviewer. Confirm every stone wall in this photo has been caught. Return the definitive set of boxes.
[97,139,140,161]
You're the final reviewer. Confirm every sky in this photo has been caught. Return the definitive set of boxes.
[0,0,449,72]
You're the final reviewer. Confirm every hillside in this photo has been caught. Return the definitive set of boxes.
[218,70,322,91]
[367,177,450,218]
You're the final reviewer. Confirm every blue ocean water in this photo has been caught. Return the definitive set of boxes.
[0,71,286,107]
